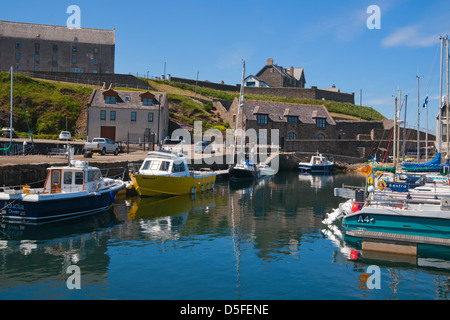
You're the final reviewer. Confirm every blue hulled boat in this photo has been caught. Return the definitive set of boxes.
[298,153,334,173]
[0,160,125,224]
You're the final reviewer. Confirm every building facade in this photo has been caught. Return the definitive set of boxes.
[87,89,169,144]
[0,20,115,73]
[254,58,306,88]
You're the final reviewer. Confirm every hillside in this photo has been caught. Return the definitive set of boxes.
[0,72,387,140]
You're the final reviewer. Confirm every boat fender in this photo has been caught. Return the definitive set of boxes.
[361,165,372,176]
[352,203,363,212]
[377,180,387,190]
[109,191,115,202]
[96,182,100,190]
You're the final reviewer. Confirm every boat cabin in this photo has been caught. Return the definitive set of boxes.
[310,154,330,165]
[138,151,190,177]
[42,161,103,193]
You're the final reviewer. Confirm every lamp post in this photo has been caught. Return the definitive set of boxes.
[157,94,162,149]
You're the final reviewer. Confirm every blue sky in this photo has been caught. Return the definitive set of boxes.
[2,0,450,132]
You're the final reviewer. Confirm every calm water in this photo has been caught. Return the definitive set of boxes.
[1,171,450,300]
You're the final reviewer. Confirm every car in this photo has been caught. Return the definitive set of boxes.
[59,131,71,140]
[195,141,214,153]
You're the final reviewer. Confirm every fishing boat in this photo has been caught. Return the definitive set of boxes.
[298,152,334,173]
[128,150,216,197]
[0,158,126,224]
[257,162,276,177]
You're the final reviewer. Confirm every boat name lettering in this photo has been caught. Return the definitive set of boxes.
[5,202,25,211]
[357,215,373,223]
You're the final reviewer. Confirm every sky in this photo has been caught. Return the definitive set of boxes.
[1,0,450,132]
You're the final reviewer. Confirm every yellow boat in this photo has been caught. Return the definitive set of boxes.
[129,151,216,197]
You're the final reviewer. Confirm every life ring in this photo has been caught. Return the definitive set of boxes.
[367,176,374,185]
[377,180,387,190]
[361,165,372,176]
[375,171,383,178]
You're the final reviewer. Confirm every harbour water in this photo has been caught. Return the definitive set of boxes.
[1,171,450,301]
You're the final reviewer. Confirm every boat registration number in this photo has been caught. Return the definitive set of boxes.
[357,215,373,223]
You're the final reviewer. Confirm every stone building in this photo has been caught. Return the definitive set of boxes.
[252,58,306,88]
[0,20,115,73]
[215,98,336,148]
[87,88,169,143]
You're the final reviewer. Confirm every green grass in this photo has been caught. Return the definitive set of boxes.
[0,72,93,135]
[155,79,386,121]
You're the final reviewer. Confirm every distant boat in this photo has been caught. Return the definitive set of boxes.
[128,150,216,197]
[229,60,262,181]
[0,159,126,224]
[298,153,334,173]
[257,162,276,176]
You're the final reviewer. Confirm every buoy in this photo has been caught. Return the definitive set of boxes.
[361,165,372,176]
[350,250,359,260]
[352,203,362,212]
[377,180,387,190]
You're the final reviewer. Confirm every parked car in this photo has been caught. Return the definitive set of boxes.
[59,131,71,140]
[83,138,119,155]
[195,141,214,153]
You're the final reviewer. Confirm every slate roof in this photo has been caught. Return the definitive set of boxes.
[242,100,335,125]
[0,20,115,45]
[89,89,166,109]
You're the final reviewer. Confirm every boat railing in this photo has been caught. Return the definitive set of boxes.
[101,167,126,181]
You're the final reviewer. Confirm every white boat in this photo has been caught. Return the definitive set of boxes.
[0,159,126,224]
[298,152,334,173]
[257,163,276,176]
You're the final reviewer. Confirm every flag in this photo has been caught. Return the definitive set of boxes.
[423,95,428,108]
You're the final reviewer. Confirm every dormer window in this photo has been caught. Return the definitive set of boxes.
[287,116,298,123]
[102,89,119,105]
[316,118,326,128]
[143,98,153,106]
[105,96,116,104]
[140,91,155,106]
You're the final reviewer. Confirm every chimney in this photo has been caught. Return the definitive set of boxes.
[267,58,273,65]
[289,67,294,76]
[332,84,336,88]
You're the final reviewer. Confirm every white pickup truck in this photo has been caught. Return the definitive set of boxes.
[83,138,119,155]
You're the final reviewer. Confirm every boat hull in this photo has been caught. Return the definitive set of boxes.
[0,188,122,224]
[298,164,334,172]
[129,173,216,197]
[229,166,261,181]
[343,207,450,245]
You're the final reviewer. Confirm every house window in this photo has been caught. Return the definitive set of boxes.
[52,56,57,62]
[317,134,325,140]
[94,47,99,54]
[72,46,77,52]
[34,43,40,54]
[71,68,83,73]
[257,114,268,125]
[100,110,106,120]
[15,54,20,60]
[34,66,39,71]
[246,81,256,87]
[52,67,57,72]
[34,55,39,61]
[105,96,116,104]
[287,116,298,123]
[53,44,58,51]
[148,112,153,122]
[131,112,137,121]
[110,111,116,121]
[316,118,326,128]
[15,65,20,70]
[93,59,98,65]
[288,132,297,140]
[72,57,77,64]
[143,98,153,106]
[15,42,21,48]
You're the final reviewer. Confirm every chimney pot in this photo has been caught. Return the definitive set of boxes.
[267,58,273,65]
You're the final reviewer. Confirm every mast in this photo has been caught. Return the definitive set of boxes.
[439,36,444,154]
[417,76,420,162]
[402,94,408,161]
[10,66,13,148]
[447,37,449,158]
[233,61,245,165]
[393,97,397,168]
[397,89,401,165]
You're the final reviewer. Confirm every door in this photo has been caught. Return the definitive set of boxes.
[100,126,116,141]
[51,169,62,193]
